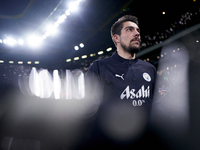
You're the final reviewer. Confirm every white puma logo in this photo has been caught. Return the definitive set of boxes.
[115,74,124,80]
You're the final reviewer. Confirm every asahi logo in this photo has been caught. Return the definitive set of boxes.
[120,85,150,106]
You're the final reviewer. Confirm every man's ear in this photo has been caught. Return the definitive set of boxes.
[113,34,120,44]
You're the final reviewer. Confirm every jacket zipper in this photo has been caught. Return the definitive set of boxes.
[129,59,132,65]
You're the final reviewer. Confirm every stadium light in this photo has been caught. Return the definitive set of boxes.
[81,55,87,59]
[74,46,79,50]
[106,47,112,52]
[74,57,79,60]
[90,53,96,57]
[68,1,80,12]
[6,38,17,46]
[66,59,71,62]
[3,39,8,44]
[80,43,84,48]
[98,51,104,55]
[57,14,67,24]
[27,34,43,48]
[34,61,40,64]
[65,10,71,16]
[18,39,24,45]
[46,24,58,35]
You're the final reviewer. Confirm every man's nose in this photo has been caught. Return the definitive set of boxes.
[135,30,140,36]
[134,30,140,36]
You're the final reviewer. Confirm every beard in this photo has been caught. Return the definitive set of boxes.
[121,40,140,56]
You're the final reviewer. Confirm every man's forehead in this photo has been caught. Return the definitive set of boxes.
[123,21,139,28]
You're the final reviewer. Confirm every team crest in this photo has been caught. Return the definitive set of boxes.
[143,73,151,82]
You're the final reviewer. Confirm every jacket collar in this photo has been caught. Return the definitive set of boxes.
[111,51,138,64]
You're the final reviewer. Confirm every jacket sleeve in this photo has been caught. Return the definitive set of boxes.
[85,61,104,104]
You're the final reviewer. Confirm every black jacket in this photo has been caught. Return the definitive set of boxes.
[86,51,157,111]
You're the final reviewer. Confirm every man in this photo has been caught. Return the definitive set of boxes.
[87,15,156,111]
[83,15,157,149]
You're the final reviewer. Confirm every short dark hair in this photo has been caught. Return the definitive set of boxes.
[111,15,139,46]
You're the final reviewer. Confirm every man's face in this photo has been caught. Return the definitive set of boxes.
[119,21,141,54]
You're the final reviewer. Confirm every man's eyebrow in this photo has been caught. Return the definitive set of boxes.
[124,26,140,30]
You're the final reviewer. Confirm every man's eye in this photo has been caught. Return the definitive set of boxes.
[127,28,132,31]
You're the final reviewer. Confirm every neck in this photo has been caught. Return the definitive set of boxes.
[117,48,136,59]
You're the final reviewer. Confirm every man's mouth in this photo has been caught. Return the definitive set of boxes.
[131,39,140,44]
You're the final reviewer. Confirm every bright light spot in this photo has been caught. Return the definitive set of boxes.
[66,59,71,62]
[6,38,17,46]
[45,32,50,37]
[27,35,42,47]
[29,67,40,97]
[0,60,4,63]
[3,39,8,44]
[27,61,32,64]
[106,47,112,52]
[18,61,23,64]
[74,57,79,60]
[81,55,87,59]
[68,1,80,12]
[79,43,84,48]
[34,61,40,64]
[9,61,14,64]
[98,51,104,55]
[53,70,61,99]
[74,46,79,50]
[38,69,53,99]
[65,70,73,99]
[196,40,199,43]
[0,39,2,43]
[29,69,53,99]
[57,14,67,24]
[18,39,24,45]
[65,10,71,16]
[42,35,47,40]
[147,58,150,61]
[162,12,166,15]
[90,53,96,57]
[54,22,60,27]
[46,24,58,35]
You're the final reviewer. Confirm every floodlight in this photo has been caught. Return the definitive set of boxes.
[79,43,84,48]
[106,47,112,52]
[46,24,58,35]
[18,39,24,45]
[74,57,79,60]
[74,46,79,50]
[27,34,43,47]
[98,51,104,55]
[68,1,79,12]
[81,55,87,59]
[7,38,17,46]
[66,59,71,62]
